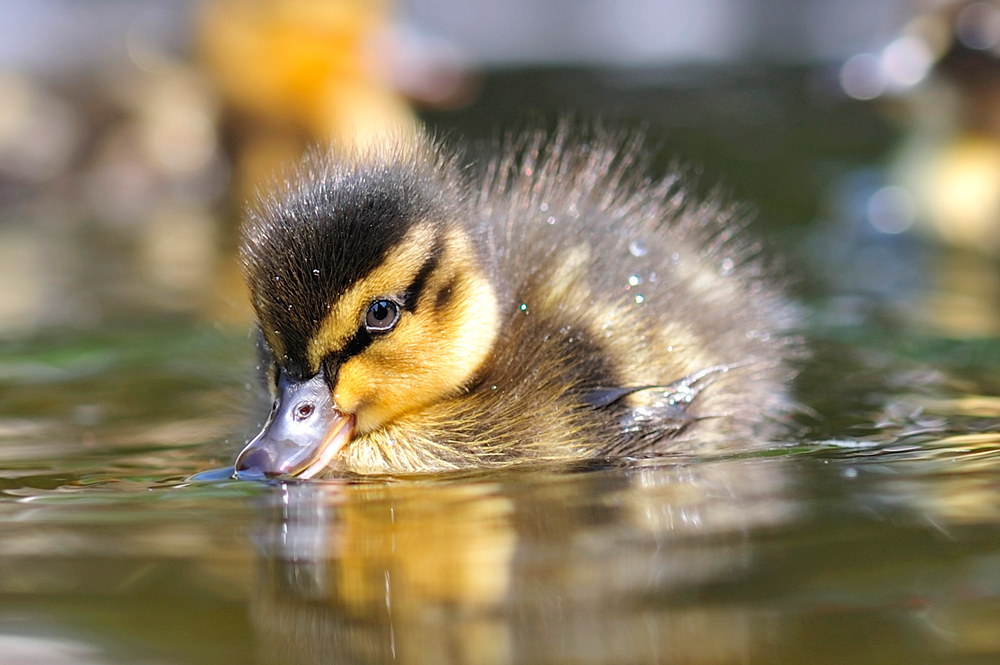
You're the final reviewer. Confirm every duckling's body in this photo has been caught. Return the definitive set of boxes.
[236,129,800,477]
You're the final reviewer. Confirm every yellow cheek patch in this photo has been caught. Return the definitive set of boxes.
[306,221,438,371]
[334,231,499,434]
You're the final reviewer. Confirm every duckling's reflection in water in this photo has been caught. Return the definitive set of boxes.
[249,458,793,665]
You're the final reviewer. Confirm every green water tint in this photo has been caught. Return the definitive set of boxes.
[1,322,1000,664]
[0,58,990,660]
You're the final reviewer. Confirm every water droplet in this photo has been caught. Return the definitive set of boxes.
[628,275,641,287]
[547,216,556,224]
[540,203,549,212]
[628,240,647,257]
[312,269,320,276]
[634,294,645,304]
[721,258,735,275]
[520,303,528,313]
[492,385,497,390]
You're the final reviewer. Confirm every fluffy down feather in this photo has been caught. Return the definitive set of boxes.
[239,126,802,475]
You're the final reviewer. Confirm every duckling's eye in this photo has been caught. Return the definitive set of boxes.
[365,299,400,332]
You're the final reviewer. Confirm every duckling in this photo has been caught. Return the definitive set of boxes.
[234,127,801,478]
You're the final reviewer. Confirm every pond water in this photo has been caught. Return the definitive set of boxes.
[4,67,1000,664]
[2,312,1000,665]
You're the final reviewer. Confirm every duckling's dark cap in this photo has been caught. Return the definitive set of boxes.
[242,153,457,377]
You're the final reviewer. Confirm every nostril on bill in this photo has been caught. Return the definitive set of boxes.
[293,401,314,421]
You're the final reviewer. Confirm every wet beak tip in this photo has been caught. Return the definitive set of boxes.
[234,447,277,479]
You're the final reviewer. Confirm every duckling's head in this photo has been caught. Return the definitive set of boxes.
[236,144,498,478]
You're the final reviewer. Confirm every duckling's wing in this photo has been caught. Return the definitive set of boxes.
[583,365,738,455]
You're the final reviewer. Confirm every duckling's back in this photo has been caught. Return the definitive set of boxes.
[462,128,801,458]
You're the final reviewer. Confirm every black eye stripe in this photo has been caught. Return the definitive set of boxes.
[323,298,396,369]
[403,235,443,309]
[338,326,374,361]
[322,236,444,369]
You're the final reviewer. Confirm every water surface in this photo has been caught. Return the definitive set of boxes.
[2,317,1000,664]
[2,57,1000,664]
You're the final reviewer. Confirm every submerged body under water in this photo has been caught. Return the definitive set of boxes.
[1,312,1000,664]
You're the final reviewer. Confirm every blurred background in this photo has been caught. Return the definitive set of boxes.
[6,6,1000,663]
[2,0,1000,339]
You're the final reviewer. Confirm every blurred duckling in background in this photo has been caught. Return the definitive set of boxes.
[234,128,801,478]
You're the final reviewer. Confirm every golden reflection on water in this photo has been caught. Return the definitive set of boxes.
[247,459,793,665]
[915,250,1000,336]
[1,434,1000,663]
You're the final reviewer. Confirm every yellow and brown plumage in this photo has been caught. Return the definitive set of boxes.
[234,128,801,477]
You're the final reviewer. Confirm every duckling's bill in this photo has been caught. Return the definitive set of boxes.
[234,369,355,479]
